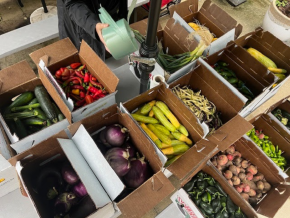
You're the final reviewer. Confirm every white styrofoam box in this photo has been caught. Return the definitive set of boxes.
[172,12,236,56]
[242,135,288,179]
[170,189,204,218]
[38,60,117,123]
[1,117,70,154]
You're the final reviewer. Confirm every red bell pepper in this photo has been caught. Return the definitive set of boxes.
[85,95,94,104]
[70,63,82,69]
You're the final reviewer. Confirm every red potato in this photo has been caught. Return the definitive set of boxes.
[253,173,264,182]
[229,165,239,175]
[246,172,253,181]
[217,155,228,166]
[235,185,243,193]
[227,154,234,161]
[247,165,258,175]
[224,170,233,179]
[233,156,242,165]
[225,160,233,167]
[257,181,264,190]
[263,182,271,192]
[233,151,242,158]
[228,179,233,186]
[241,160,249,169]
[238,173,246,180]
[243,184,250,193]
[240,168,245,173]
[242,179,257,190]
[232,176,241,185]
[248,189,256,197]
[225,145,235,154]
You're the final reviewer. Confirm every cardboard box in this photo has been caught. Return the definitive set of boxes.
[200,43,277,118]
[0,61,69,155]
[120,83,219,181]
[234,28,290,74]
[168,60,253,152]
[10,128,120,218]
[67,104,175,218]
[169,0,243,56]
[0,154,38,218]
[170,161,257,218]
[29,38,119,123]
[211,137,290,217]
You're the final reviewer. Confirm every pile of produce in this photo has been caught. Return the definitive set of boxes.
[212,145,272,206]
[130,100,193,166]
[213,61,255,102]
[132,29,207,74]
[246,48,288,85]
[3,86,64,139]
[272,107,290,129]
[96,124,152,189]
[53,62,107,109]
[35,162,95,218]
[246,128,287,170]
[188,20,218,43]
[184,171,246,217]
[172,86,223,133]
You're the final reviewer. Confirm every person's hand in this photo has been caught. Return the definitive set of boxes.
[96,23,110,52]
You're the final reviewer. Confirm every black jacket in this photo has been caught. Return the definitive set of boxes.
[57,0,127,60]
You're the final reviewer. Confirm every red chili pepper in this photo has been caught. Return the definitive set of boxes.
[85,95,94,104]
[70,94,82,101]
[70,80,80,85]
[62,76,70,81]
[55,70,63,79]
[80,91,85,99]
[90,75,104,89]
[77,64,86,71]
[87,86,100,94]
[84,72,90,83]
[71,85,85,90]
[91,76,97,81]
[91,89,103,100]
[63,77,83,88]
[75,99,86,107]
[70,63,82,69]
[75,70,85,79]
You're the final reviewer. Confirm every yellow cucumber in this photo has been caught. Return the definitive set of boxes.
[161,143,172,149]
[165,155,182,167]
[132,114,159,124]
[141,100,156,115]
[155,101,180,128]
[172,132,193,146]
[178,124,189,137]
[162,144,189,155]
[133,107,142,115]
[268,67,287,74]
[247,48,277,68]
[140,123,162,148]
[169,134,175,139]
[148,110,154,117]
[171,140,186,146]
[147,124,172,145]
[154,124,170,136]
[152,106,176,132]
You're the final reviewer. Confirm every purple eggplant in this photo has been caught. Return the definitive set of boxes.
[65,195,96,218]
[105,147,131,176]
[61,163,79,185]
[54,192,77,216]
[105,124,129,147]
[122,141,136,158]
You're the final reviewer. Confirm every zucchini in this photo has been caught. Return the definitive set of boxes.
[161,144,189,155]
[4,111,38,120]
[14,118,28,139]
[23,118,47,126]
[171,140,186,146]
[33,108,48,120]
[46,119,52,127]
[172,132,193,146]
[152,106,176,132]
[140,123,162,148]
[153,124,170,136]
[52,103,65,121]
[5,92,34,114]
[11,103,40,112]
[147,124,172,145]
[34,86,58,123]
[155,101,180,128]
[131,114,159,124]
[140,100,156,115]
[28,98,38,105]
[178,124,189,137]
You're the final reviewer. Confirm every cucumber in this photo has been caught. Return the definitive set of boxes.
[14,118,28,139]
[153,124,170,136]
[131,114,159,124]
[5,92,34,114]
[34,86,58,123]
[140,100,156,115]
[148,124,172,145]
[33,108,48,120]
[152,106,176,132]
[23,118,47,126]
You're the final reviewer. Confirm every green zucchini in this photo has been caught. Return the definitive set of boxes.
[28,98,38,105]
[23,118,47,126]
[11,103,40,112]
[14,118,28,139]
[5,92,34,114]
[34,86,58,123]
[52,103,65,121]
[33,108,48,120]
[4,111,38,120]
[46,119,52,127]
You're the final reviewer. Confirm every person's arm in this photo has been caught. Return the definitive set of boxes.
[63,0,100,40]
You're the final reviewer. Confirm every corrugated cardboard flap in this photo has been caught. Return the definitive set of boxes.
[207,115,253,151]
[29,38,78,67]
[79,40,119,93]
[164,18,198,53]
[255,184,290,218]
[169,0,198,18]
[168,138,217,180]
[117,171,175,218]
[0,61,37,94]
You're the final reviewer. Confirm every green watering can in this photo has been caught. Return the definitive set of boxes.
[99,5,139,60]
